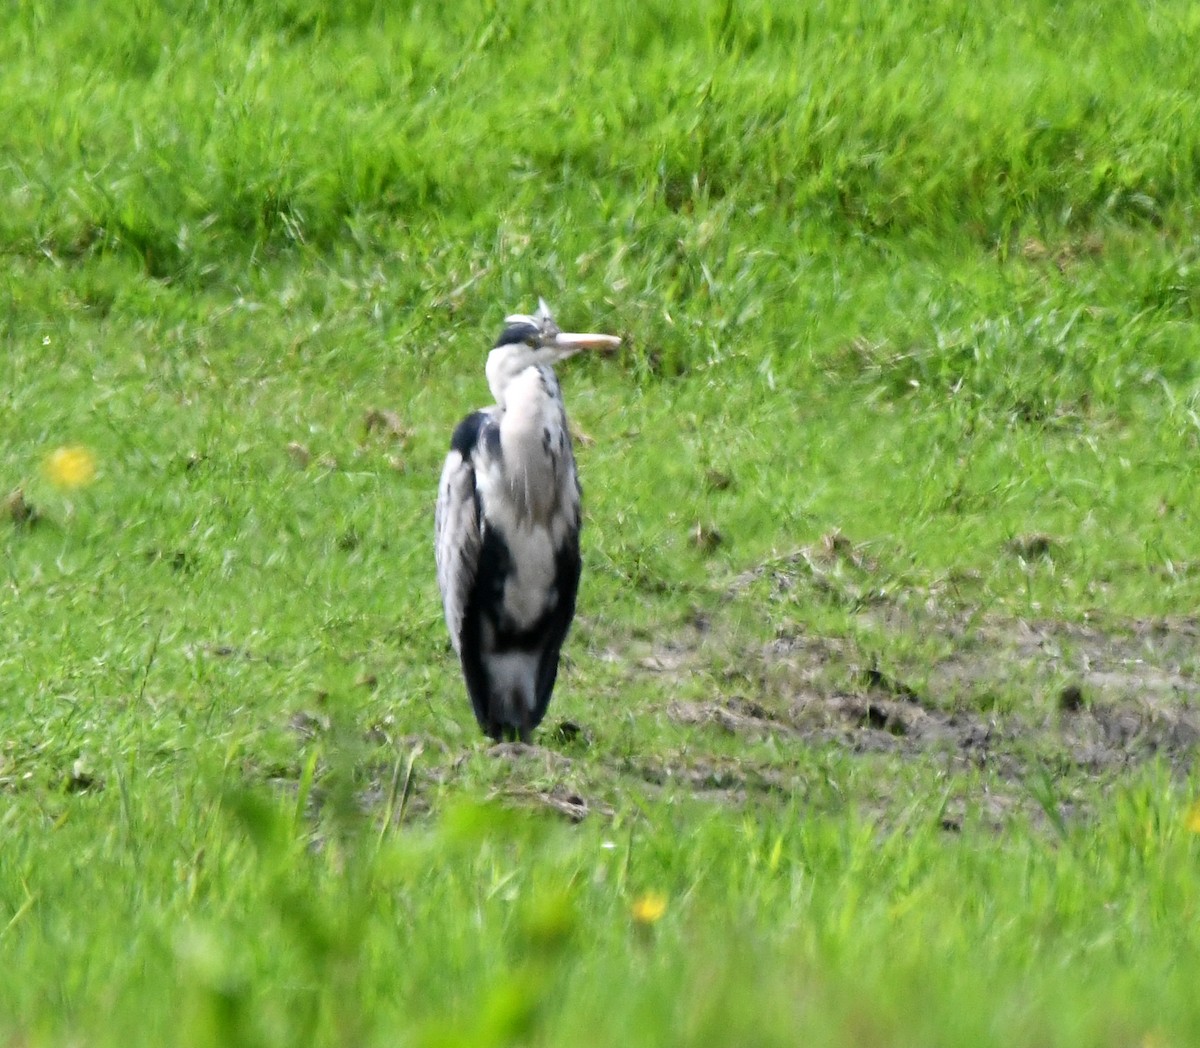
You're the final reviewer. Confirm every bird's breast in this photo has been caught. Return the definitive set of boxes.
[490,368,577,531]
[488,522,560,632]
[469,366,581,634]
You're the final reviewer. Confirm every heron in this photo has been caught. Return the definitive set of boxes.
[435,298,620,741]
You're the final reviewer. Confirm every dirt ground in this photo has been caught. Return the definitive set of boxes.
[318,564,1200,830]
[628,606,1200,828]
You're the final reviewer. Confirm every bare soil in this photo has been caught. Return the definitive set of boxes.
[307,570,1200,830]
[627,605,1200,828]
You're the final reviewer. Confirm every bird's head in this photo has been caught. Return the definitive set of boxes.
[485,298,620,407]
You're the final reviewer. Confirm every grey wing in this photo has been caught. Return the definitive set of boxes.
[434,448,482,654]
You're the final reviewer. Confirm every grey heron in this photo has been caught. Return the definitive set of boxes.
[435,299,620,741]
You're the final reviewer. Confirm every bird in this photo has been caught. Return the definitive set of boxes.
[435,298,620,742]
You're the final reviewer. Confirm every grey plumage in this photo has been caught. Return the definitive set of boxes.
[435,299,620,741]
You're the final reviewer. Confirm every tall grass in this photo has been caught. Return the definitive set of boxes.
[6,1,1199,279]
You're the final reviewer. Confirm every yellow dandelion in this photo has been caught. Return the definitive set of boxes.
[44,445,97,490]
[1186,801,1200,834]
[631,891,668,926]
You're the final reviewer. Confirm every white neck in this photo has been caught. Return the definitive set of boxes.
[486,344,547,408]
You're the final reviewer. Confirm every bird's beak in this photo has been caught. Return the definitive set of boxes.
[552,332,621,354]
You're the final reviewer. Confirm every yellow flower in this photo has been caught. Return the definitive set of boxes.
[1186,801,1200,834]
[631,891,668,926]
[44,446,97,490]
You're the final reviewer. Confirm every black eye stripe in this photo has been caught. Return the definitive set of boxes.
[494,322,541,348]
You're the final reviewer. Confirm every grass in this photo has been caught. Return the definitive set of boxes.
[3,0,1200,1044]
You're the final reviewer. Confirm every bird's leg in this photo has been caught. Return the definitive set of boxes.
[517,709,533,745]
[491,722,523,744]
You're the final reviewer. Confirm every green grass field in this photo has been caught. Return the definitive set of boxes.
[4,1,1200,1044]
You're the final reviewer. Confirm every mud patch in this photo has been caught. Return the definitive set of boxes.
[636,596,1198,827]
[670,687,1198,779]
[668,697,796,739]
[930,617,1200,710]
[496,784,614,822]
[481,741,577,770]
[622,753,798,802]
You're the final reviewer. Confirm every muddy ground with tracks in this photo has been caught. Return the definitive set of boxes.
[465,607,1200,829]
[296,551,1200,830]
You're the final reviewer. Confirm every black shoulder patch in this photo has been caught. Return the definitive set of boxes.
[494,321,540,348]
[450,411,489,456]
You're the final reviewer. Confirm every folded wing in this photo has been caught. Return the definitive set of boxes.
[435,412,489,654]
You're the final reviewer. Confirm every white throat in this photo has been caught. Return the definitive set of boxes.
[487,344,549,408]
